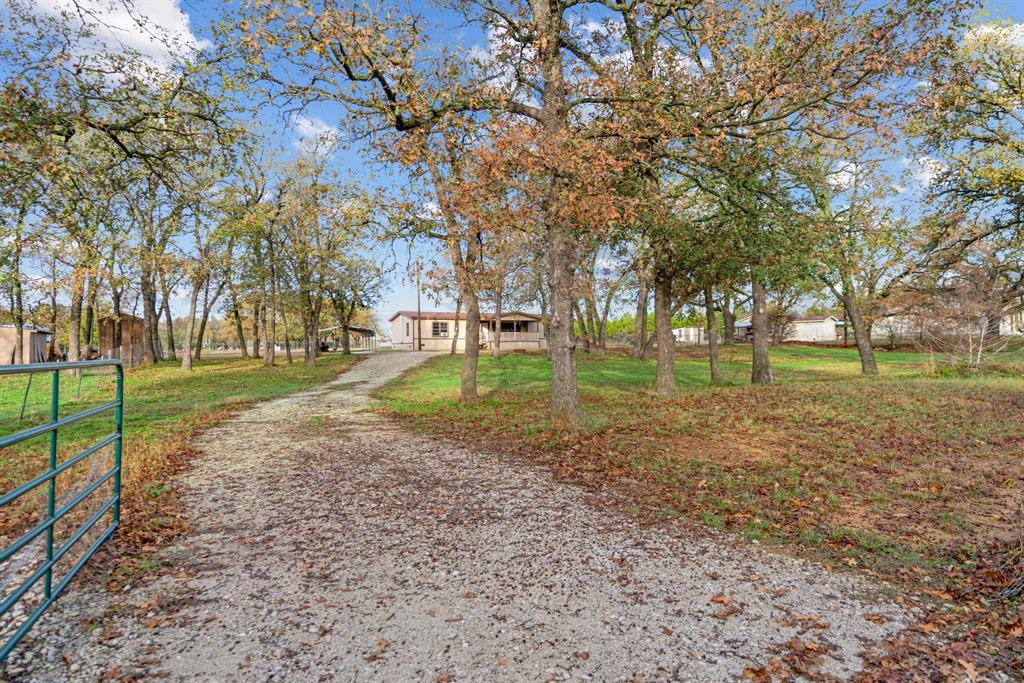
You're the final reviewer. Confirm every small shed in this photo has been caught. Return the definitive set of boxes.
[672,326,705,344]
[98,315,147,367]
[0,325,51,365]
[320,325,377,352]
[787,315,841,342]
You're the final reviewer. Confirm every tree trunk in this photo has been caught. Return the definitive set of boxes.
[111,288,123,351]
[301,316,310,363]
[251,302,261,358]
[140,236,158,365]
[335,299,354,355]
[461,291,481,402]
[282,314,293,363]
[300,293,319,366]
[195,278,211,361]
[632,279,648,360]
[232,304,248,358]
[722,292,736,346]
[641,333,656,360]
[493,285,503,359]
[261,294,274,367]
[654,268,677,398]
[84,272,98,352]
[750,274,774,385]
[194,318,208,360]
[840,274,878,375]
[162,293,177,362]
[12,214,24,364]
[304,318,318,365]
[47,258,58,360]
[280,293,293,364]
[574,301,591,354]
[69,269,85,362]
[341,320,351,354]
[151,301,164,361]
[264,236,277,367]
[450,297,461,356]
[180,278,201,371]
[546,220,583,428]
[704,285,721,384]
[537,272,550,360]
[584,293,599,355]
[597,280,620,356]
[771,306,784,346]
[537,1,583,429]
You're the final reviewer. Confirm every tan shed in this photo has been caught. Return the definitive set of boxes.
[0,325,51,365]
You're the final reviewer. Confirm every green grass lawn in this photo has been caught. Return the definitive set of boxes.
[378,344,1024,576]
[0,353,361,555]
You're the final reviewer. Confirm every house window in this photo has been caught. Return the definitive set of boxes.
[405,322,410,337]
[432,322,449,337]
[500,321,516,332]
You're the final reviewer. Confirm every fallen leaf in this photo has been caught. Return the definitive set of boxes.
[742,665,771,682]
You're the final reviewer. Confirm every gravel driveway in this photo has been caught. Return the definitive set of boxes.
[3,352,908,681]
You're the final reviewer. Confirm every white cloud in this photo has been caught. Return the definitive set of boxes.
[903,156,945,187]
[826,161,857,192]
[33,0,210,68]
[469,26,542,110]
[292,114,339,152]
[964,22,1024,50]
[417,201,442,221]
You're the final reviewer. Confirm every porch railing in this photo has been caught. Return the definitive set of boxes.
[485,332,542,343]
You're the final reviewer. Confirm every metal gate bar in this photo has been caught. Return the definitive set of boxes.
[0,359,123,661]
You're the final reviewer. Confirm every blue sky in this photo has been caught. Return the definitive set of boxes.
[21,0,1024,323]
[179,0,480,322]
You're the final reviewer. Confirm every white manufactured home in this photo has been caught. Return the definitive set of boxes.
[389,311,547,352]
[734,315,841,343]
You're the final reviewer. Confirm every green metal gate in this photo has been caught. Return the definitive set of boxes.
[0,359,123,661]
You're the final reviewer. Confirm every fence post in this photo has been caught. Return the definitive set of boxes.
[44,368,59,599]
[113,365,123,524]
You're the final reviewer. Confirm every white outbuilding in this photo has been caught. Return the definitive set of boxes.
[734,315,840,343]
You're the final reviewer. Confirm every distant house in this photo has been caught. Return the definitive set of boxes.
[734,315,841,343]
[389,310,547,352]
[876,311,1024,344]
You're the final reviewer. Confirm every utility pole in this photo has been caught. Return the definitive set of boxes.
[415,260,422,351]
